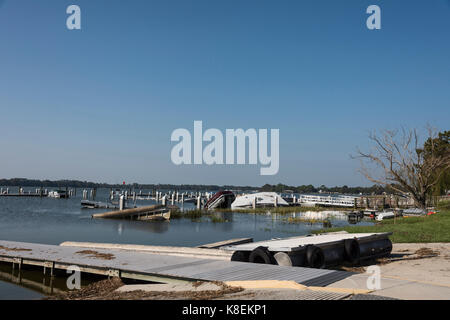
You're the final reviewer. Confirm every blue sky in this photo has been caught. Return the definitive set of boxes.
[0,0,449,186]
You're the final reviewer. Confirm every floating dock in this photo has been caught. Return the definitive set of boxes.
[0,240,353,287]
[223,232,393,268]
[0,193,45,197]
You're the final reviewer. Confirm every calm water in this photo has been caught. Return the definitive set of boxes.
[0,187,373,299]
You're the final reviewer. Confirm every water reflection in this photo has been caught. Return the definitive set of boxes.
[267,210,366,229]
[0,263,100,298]
[291,211,349,221]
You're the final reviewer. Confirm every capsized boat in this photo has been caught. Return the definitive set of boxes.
[231,192,289,210]
[205,191,235,210]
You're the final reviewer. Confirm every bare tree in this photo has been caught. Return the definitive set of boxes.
[354,127,450,208]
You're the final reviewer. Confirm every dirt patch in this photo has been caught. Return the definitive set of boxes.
[192,281,204,288]
[75,250,115,260]
[0,245,32,252]
[375,257,391,265]
[415,247,440,257]
[47,278,244,300]
[339,266,366,273]
[47,277,125,300]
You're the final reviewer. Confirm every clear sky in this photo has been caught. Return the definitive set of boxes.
[0,0,449,187]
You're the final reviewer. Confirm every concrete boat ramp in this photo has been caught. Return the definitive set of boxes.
[0,240,352,287]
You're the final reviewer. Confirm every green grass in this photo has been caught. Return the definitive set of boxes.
[313,202,450,243]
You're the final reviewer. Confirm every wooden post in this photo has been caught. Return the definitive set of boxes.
[197,196,201,209]
[119,195,125,211]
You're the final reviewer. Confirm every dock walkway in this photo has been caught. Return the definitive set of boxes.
[0,240,352,287]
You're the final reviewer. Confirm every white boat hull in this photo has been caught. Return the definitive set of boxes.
[231,192,288,210]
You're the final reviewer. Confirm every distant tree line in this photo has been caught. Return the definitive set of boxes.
[0,178,393,195]
[0,178,257,192]
[259,183,387,195]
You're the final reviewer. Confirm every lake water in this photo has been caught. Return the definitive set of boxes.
[0,187,373,299]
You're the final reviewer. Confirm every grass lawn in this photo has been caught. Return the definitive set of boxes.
[313,201,450,243]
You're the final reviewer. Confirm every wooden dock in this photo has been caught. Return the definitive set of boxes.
[92,204,171,221]
[0,240,352,287]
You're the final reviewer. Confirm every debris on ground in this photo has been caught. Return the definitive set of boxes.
[47,278,244,300]
[47,277,125,300]
[0,245,32,252]
[75,250,115,260]
[415,247,440,257]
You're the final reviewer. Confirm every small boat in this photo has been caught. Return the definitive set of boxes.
[205,191,235,210]
[375,211,396,221]
[231,192,289,209]
[363,209,377,217]
[81,200,118,209]
[48,190,69,199]
[402,208,427,216]
[347,211,364,224]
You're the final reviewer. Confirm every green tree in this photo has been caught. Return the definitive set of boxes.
[422,130,450,196]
